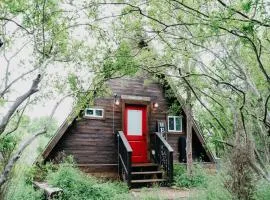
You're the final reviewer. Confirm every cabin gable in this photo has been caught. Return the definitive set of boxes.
[42,76,215,176]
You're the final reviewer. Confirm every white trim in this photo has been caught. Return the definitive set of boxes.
[85,108,104,118]
[121,95,151,101]
[168,116,182,132]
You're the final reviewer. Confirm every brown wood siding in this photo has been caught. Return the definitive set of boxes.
[46,77,187,172]
[47,98,121,165]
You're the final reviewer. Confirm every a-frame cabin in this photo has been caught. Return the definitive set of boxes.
[42,75,215,187]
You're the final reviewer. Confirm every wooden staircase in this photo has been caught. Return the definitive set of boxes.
[130,163,166,187]
[117,131,173,188]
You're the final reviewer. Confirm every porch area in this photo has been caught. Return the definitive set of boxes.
[117,131,174,188]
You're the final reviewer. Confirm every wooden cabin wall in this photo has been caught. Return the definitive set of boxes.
[46,77,212,176]
[108,78,186,162]
[46,97,121,176]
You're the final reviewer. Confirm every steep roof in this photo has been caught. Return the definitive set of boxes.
[41,109,78,161]
[168,78,215,162]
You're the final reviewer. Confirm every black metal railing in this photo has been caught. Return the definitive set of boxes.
[153,132,174,184]
[117,131,132,187]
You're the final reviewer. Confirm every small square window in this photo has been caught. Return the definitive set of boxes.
[175,117,181,131]
[86,109,94,116]
[85,108,104,119]
[168,116,182,132]
[168,117,174,131]
[95,109,103,117]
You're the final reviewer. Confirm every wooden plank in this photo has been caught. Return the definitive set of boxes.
[33,181,62,199]
[131,171,163,175]
[121,95,151,102]
[132,163,158,167]
[131,179,166,183]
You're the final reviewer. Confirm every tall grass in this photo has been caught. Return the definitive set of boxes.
[46,163,128,200]
[4,164,44,200]
[173,164,207,188]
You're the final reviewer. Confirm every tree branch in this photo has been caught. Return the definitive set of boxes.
[4,98,30,136]
[0,129,46,187]
[264,93,270,124]
[0,17,32,34]
[216,0,270,27]
[178,69,229,135]
[0,74,41,135]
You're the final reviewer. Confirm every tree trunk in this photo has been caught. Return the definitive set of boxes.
[186,89,193,176]
[0,129,46,187]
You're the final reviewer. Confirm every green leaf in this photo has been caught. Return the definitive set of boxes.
[242,0,252,13]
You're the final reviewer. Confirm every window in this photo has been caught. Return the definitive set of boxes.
[127,110,142,136]
[85,108,104,118]
[168,116,182,132]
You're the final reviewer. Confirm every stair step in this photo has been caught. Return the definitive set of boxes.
[131,171,163,175]
[131,178,166,183]
[132,163,158,167]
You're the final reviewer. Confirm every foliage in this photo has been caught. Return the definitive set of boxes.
[46,163,128,200]
[168,101,182,115]
[1,0,270,197]
[173,164,207,188]
[101,41,139,79]
[26,162,57,183]
[225,142,256,200]
[253,179,270,200]
[4,172,44,200]
[5,158,129,200]
[0,134,17,164]
[190,173,233,200]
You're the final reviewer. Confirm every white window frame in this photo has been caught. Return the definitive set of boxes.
[168,116,182,132]
[84,108,104,119]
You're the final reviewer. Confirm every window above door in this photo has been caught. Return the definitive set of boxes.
[168,116,182,132]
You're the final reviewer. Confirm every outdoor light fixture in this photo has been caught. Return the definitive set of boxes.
[153,102,159,108]
[114,94,120,105]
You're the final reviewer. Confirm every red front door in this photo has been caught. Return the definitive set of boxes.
[124,105,148,163]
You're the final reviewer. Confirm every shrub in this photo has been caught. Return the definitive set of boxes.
[46,163,128,200]
[26,162,57,183]
[4,175,44,200]
[225,142,256,200]
[190,174,233,200]
[174,164,207,188]
[253,179,270,200]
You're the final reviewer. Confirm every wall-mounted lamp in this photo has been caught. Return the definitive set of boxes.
[153,102,159,108]
[114,94,120,105]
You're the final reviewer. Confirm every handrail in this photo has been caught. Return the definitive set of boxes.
[118,131,132,152]
[152,132,174,185]
[154,132,174,152]
[117,131,132,187]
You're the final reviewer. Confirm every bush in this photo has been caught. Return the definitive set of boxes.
[253,179,270,200]
[174,164,207,188]
[26,162,57,183]
[225,144,255,200]
[190,174,233,200]
[4,175,44,200]
[46,163,128,200]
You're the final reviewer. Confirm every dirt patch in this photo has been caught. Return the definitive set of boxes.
[130,187,197,200]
